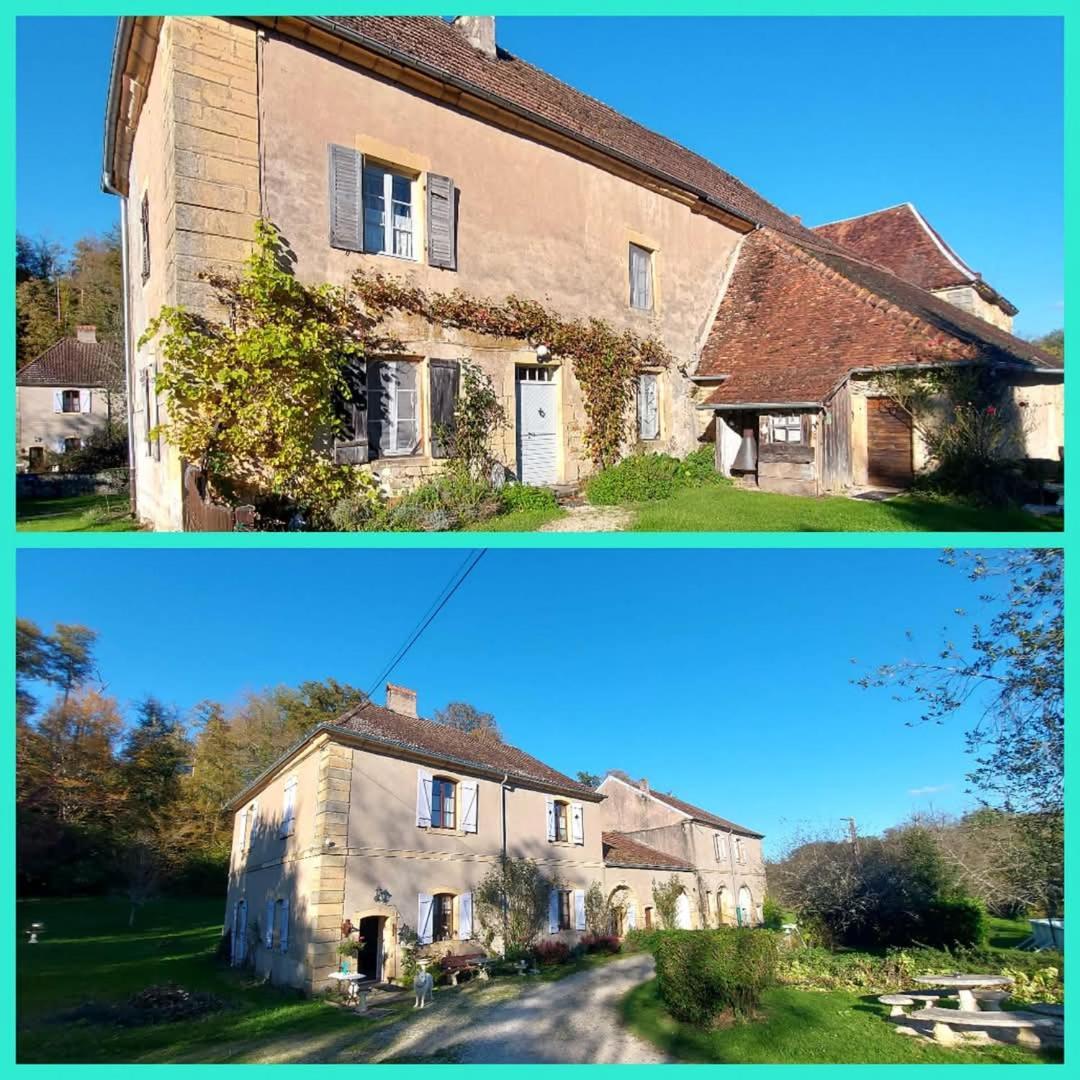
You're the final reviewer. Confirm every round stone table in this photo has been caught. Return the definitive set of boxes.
[913,974,1012,1012]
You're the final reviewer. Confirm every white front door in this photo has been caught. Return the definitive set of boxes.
[516,367,558,485]
[675,892,692,929]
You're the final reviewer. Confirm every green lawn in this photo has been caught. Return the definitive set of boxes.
[988,916,1034,950]
[17,896,620,1064]
[16,492,140,532]
[621,979,1058,1064]
[629,485,1062,532]
[464,505,566,532]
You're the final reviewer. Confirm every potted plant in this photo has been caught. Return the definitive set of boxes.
[336,936,365,973]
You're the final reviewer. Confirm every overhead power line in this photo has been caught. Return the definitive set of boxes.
[365,549,487,701]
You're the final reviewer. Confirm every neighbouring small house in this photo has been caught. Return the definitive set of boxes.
[597,774,767,930]
[100,15,1062,526]
[223,684,766,993]
[15,326,124,471]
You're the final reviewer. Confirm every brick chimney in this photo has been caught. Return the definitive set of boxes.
[639,777,650,794]
[386,683,417,717]
[76,325,97,343]
[452,16,496,58]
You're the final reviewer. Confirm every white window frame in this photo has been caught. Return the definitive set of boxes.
[362,163,417,260]
[638,372,660,440]
[629,243,654,311]
[368,358,420,458]
[735,837,746,864]
[769,414,802,443]
[713,833,728,862]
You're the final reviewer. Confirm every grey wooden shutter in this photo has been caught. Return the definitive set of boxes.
[328,144,364,252]
[429,360,460,458]
[334,358,369,464]
[427,174,457,270]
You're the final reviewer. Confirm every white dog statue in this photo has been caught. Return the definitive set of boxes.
[413,970,434,1009]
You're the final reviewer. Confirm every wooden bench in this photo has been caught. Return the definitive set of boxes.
[440,951,489,986]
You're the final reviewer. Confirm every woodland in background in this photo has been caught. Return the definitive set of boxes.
[15,617,504,909]
[16,229,123,367]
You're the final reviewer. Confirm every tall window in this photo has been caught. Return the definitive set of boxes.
[556,889,572,931]
[431,777,457,829]
[433,893,454,941]
[629,243,653,311]
[713,833,728,861]
[61,390,81,413]
[644,906,654,929]
[637,373,659,439]
[368,359,419,458]
[553,800,569,843]
[363,164,415,258]
[63,437,81,453]
[735,837,746,864]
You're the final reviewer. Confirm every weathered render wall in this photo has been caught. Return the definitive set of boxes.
[15,386,118,466]
[224,734,327,991]
[605,866,700,929]
[1011,375,1065,462]
[933,285,1013,333]
[339,744,606,984]
[257,29,742,487]
[124,16,261,530]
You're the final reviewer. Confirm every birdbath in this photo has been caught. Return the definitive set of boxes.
[25,923,45,944]
[913,974,1013,1013]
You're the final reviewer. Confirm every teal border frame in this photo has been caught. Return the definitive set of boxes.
[4,3,1073,1074]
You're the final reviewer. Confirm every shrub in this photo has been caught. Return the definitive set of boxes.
[918,896,988,950]
[533,940,571,966]
[623,928,665,955]
[500,483,558,514]
[761,896,786,931]
[473,857,553,957]
[580,933,621,955]
[654,928,778,1026]
[585,449,724,506]
[1002,966,1063,1005]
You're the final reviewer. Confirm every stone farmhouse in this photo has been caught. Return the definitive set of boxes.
[224,683,766,993]
[15,326,124,471]
[101,16,1062,527]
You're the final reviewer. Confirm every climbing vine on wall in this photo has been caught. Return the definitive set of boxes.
[351,270,675,469]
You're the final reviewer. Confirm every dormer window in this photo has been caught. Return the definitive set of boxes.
[431,777,456,829]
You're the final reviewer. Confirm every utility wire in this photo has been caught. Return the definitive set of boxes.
[364,549,487,701]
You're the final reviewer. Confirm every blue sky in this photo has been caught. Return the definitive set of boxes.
[18,547,1005,857]
[16,15,1062,336]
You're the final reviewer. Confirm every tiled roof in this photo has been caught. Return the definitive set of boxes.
[312,16,835,248]
[812,203,1017,315]
[334,701,599,798]
[602,831,692,871]
[645,790,764,838]
[699,229,1061,407]
[16,337,124,389]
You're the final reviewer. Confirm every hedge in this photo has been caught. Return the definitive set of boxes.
[653,929,778,1025]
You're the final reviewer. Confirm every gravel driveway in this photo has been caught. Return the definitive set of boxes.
[372,953,667,1064]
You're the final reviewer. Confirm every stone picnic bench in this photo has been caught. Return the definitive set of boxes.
[440,951,490,986]
[879,974,1063,1050]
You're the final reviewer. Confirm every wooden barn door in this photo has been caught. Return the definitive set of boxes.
[867,398,913,488]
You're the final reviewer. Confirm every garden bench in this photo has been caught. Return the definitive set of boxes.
[901,1006,1062,1049]
[878,994,915,1017]
[440,951,489,986]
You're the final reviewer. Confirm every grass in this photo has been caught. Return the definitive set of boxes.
[463,505,566,531]
[17,896,622,1064]
[629,484,1063,533]
[16,492,140,532]
[988,916,1033,950]
[621,979,1059,1064]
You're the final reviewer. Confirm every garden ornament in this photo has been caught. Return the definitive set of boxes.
[413,969,434,1009]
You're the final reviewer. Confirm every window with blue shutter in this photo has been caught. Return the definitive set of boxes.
[329,144,364,252]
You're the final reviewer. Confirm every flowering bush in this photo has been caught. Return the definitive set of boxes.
[533,940,572,966]
[580,933,622,955]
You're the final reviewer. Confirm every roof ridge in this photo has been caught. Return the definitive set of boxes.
[811,202,912,230]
